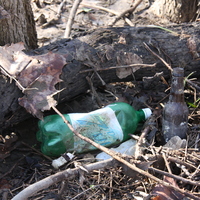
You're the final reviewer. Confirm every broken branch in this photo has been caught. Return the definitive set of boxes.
[79,63,156,73]
[109,0,142,26]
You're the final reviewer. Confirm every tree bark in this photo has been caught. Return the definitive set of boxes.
[150,0,198,23]
[0,0,37,49]
[1,23,200,130]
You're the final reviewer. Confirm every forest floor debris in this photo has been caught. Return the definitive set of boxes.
[0,0,200,199]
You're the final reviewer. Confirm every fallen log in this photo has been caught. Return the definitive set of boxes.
[1,22,200,129]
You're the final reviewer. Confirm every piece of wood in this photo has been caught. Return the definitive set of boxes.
[1,23,200,130]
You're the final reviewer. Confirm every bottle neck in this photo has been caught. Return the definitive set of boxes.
[169,76,185,103]
[137,110,146,122]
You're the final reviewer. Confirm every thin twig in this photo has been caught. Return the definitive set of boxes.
[22,142,52,162]
[11,159,116,200]
[80,3,118,15]
[190,164,200,180]
[79,63,156,73]
[0,65,38,92]
[168,156,200,171]
[143,42,173,72]
[135,126,150,160]
[149,167,200,187]
[80,3,134,26]
[93,68,106,86]
[57,0,67,18]
[64,0,82,38]
[0,65,26,92]
[86,76,103,107]
[71,184,106,200]
[109,0,142,26]
[0,153,28,180]
[186,78,200,92]
[162,152,172,174]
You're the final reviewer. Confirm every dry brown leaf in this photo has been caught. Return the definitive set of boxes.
[0,42,28,75]
[0,43,66,118]
[116,52,143,79]
[187,36,200,59]
[149,176,186,200]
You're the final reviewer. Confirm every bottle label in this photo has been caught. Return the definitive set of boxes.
[68,107,123,153]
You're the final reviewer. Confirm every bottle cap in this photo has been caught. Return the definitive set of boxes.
[52,153,74,169]
[142,108,152,119]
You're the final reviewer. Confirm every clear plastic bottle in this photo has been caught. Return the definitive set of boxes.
[162,68,189,142]
[96,139,137,161]
[37,102,152,157]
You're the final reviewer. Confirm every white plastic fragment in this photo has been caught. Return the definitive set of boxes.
[164,136,186,150]
[52,153,74,169]
[96,139,137,161]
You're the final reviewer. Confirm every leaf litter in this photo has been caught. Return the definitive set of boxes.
[0,0,200,199]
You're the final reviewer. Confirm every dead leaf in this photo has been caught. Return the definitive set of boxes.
[148,176,186,200]
[187,36,200,59]
[116,52,143,79]
[0,43,66,119]
[105,45,115,61]
[0,42,27,76]
[18,52,66,118]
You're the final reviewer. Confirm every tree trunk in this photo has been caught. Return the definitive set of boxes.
[0,0,37,49]
[1,23,200,130]
[150,0,198,23]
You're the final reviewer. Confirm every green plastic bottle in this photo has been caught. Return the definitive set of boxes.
[37,102,152,157]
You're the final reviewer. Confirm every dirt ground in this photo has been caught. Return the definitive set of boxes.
[0,0,200,199]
